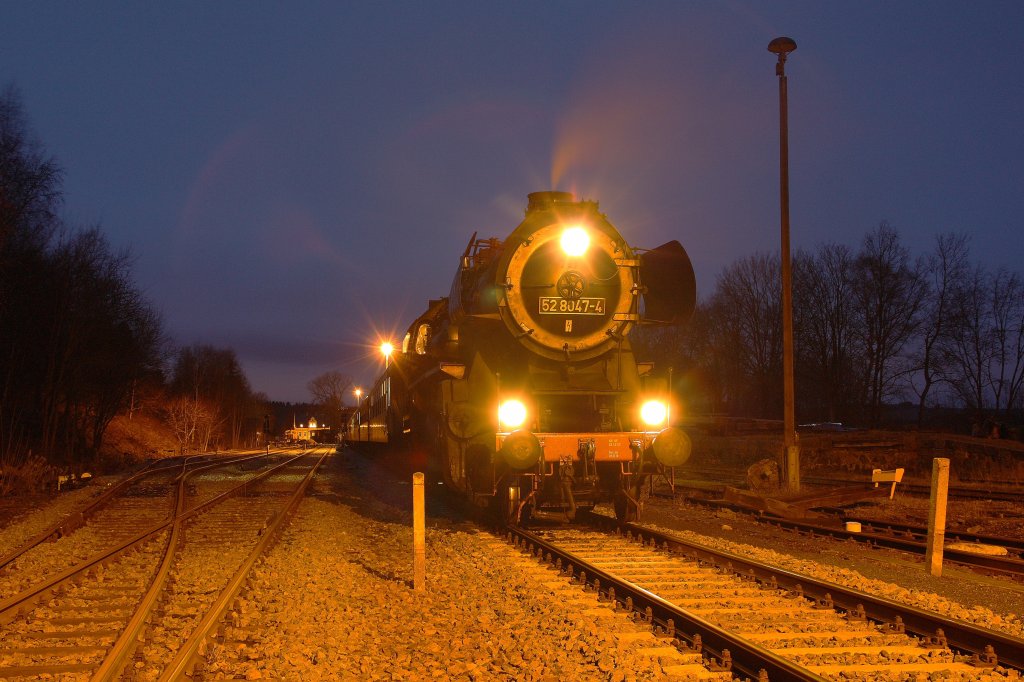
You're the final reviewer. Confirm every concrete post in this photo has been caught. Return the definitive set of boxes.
[925,458,950,577]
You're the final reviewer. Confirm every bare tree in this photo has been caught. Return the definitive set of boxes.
[169,345,254,449]
[794,244,861,422]
[943,263,990,414]
[908,233,970,425]
[987,268,1024,414]
[308,370,353,412]
[707,253,782,418]
[0,84,61,256]
[851,223,927,425]
[165,396,223,454]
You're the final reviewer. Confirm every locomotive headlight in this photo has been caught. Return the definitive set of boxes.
[640,400,668,427]
[560,225,590,257]
[498,399,528,430]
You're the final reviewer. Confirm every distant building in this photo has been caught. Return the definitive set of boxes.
[284,417,331,443]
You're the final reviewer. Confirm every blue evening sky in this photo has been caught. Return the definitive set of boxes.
[4,2,1022,401]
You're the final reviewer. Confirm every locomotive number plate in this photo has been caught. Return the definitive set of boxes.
[538,297,606,315]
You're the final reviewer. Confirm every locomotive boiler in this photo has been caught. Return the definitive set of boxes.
[346,191,696,523]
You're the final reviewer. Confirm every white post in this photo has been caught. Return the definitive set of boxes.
[413,472,425,591]
[925,458,950,576]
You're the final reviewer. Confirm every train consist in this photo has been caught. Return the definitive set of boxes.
[345,191,696,523]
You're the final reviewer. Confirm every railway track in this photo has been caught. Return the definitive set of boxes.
[0,449,326,680]
[671,469,1024,503]
[679,495,1024,580]
[505,514,1024,680]
[0,451,270,574]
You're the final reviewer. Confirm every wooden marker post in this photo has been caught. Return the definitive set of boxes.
[413,472,425,591]
[925,458,950,577]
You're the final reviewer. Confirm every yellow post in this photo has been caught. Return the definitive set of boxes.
[413,472,425,591]
[925,458,950,577]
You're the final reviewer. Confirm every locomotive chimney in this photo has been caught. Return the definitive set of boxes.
[526,191,575,214]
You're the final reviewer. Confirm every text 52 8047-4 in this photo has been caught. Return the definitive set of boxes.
[538,297,606,315]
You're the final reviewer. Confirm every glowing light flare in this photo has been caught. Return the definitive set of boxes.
[640,400,668,427]
[498,399,528,429]
[560,226,590,257]
[380,341,394,358]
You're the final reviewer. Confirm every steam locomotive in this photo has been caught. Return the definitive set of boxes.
[345,191,696,523]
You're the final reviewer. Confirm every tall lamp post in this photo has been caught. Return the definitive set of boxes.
[769,36,800,492]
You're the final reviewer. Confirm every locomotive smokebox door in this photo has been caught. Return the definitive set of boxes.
[498,214,639,362]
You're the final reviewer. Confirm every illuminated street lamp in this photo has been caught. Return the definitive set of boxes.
[769,36,800,492]
[354,387,362,402]
[380,341,394,369]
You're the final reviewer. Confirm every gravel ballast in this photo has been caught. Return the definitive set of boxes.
[2,451,1022,680]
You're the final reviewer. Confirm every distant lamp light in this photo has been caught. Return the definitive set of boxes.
[560,226,590,257]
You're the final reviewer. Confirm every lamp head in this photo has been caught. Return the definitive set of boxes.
[768,37,797,55]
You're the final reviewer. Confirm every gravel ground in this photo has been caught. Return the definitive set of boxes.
[0,483,108,557]
[1,453,1022,680]
[205,454,684,681]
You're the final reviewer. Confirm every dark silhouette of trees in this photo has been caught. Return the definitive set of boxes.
[307,370,353,413]
[986,268,1024,413]
[0,85,61,257]
[1,87,165,469]
[704,253,782,418]
[940,264,1024,419]
[943,263,991,413]
[634,221,1021,433]
[167,345,265,450]
[851,223,927,425]
[793,244,861,422]
[909,233,970,426]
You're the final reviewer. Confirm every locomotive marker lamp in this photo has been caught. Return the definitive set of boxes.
[640,400,668,427]
[769,36,800,492]
[498,398,528,430]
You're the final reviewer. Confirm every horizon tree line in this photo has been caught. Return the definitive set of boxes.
[1,86,271,474]
[636,223,1024,433]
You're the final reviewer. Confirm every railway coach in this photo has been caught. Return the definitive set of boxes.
[346,191,696,523]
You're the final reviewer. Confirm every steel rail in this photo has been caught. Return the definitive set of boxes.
[156,451,328,681]
[837,516,1024,553]
[90,453,309,681]
[506,523,828,682]
[0,454,303,627]
[670,468,1024,502]
[580,513,1024,672]
[758,516,1024,577]
[0,452,268,571]
[684,495,1024,578]
[88,475,187,681]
